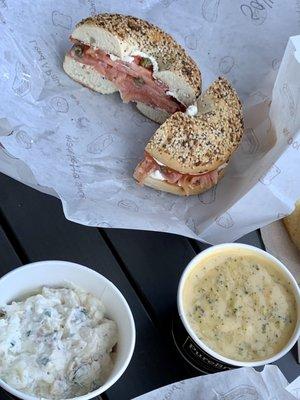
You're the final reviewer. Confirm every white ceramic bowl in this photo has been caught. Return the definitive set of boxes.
[178,243,300,367]
[0,260,136,400]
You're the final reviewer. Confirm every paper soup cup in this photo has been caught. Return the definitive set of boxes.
[177,244,300,369]
[0,260,136,400]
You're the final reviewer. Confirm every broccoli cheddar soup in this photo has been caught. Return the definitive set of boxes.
[183,250,297,362]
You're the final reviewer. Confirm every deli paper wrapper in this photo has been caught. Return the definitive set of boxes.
[132,366,299,400]
[0,1,300,242]
[261,221,300,283]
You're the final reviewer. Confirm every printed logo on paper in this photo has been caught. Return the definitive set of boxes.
[88,218,112,228]
[240,0,271,26]
[76,117,90,129]
[161,0,176,8]
[282,127,300,152]
[184,34,198,50]
[249,90,269,104]
[213,385,260,399]
[219,56,235,74]
[66,135,86,199]
[118,199,139,212]
[29,40,64,88]
[14,128,33,149]
[202,0,220,23]
[215,212,234,229]
[87,134,114,154]
[52,11,72,30]
[49,97,69,113]
[185,217,197,233]
[281,83,296,118]
[259,164,281,185]
[198,185,217,204]
[240,128,259,154]
[86,0,98,15]
[12,62,31,97]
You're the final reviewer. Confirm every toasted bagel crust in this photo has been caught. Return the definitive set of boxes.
[146,77,244,175]
[283,200,300,251]
[72,13,201,104]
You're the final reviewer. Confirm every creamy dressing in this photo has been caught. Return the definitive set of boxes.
[109,51,158,72]
[149,169,165,181]
[165,90,179,102]
[109,53,135,63]
[185,104,198,117]
[183,250,297,361]
[0,287,118,399]
[153,157,165,167]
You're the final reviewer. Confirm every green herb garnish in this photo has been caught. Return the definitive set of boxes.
[73,45,83,58]
[139,57,152,69]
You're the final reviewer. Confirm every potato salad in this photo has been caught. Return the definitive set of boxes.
[0,287,118,399]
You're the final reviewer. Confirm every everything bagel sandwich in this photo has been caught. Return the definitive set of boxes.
[134,77,244,196]
[63,13,201,123]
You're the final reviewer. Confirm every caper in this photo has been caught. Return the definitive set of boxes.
[139,57,152,69]
[133,77,145,87]
[73,45,83,58]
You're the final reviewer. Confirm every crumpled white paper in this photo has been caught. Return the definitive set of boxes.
[0,0,300,242]
[261,220,300,283]
[132,365,299,400]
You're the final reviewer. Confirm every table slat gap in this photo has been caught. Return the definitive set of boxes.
[188,238,210,253]
[0,207,29,264]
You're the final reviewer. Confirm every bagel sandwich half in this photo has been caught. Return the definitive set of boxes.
[63,13,201,123]
[134,77,244,196]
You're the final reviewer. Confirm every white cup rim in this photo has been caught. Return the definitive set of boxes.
[0,260,136,400]
[177,243,300,368]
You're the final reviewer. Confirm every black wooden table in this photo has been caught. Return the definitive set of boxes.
[0,172,299,400]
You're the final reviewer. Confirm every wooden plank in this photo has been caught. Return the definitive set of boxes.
[0,225,22,275]
[102,229,199,382]
[236,230,265,248]
[0,389,18,400]
[0,173,191,399]
[0,225,22,399]
[103,229,197,330]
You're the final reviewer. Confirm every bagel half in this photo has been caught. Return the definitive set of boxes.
[63,13,201,123]
[133,77,243,196]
